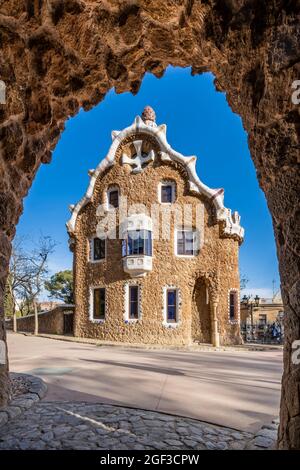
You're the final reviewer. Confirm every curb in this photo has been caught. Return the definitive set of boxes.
[244,418,279,450]
[0,373,47,429]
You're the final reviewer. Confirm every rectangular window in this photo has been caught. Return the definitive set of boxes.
[108,189,119,208]
[129,286,139,319]
[166,289,177,322]
[259,314,267,326]
[93,288,106,320]
[127,230,152,256]
[93,238,106,261]
[176,229,199,256]
[229,291,237,320]
[161,184,173,203]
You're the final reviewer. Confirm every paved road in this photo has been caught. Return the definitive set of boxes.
[7,332,283,432]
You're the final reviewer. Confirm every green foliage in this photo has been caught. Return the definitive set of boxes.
[44,270,74,304]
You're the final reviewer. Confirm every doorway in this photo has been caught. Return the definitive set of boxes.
[63,313,74,335]
[192,278,211,344]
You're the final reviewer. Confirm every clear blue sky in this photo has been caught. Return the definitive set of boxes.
[17,67,280,299]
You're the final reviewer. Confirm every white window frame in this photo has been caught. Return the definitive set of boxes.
[125,229,153,257]
[162,286,181,328]
[174,227,200,258]
[89,286,106,323]
[228,288,240,323]
[158,180,176,204]
[89,236,107,263]
[124,283,142,322]
[106,185,120,211]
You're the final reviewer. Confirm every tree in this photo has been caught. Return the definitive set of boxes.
[240,274,249,291]
[44,270,74,304]
[5,237,33,332]
[24,236,57,335]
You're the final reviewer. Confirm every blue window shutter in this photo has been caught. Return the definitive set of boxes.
[122,239,127,257]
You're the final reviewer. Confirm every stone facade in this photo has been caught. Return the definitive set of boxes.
[6,305,74,335]
[0,0,298,449]
[67,110,243,347]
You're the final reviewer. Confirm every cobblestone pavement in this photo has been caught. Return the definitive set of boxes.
[0,402,254,450]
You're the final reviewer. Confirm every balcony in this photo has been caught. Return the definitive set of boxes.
[123,255,153,278]
[121,213,153,278]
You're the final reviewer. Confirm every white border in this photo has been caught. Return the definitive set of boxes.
[89,236,107,263]
[124,282,142,323]
[158,180,176,204]
[89,286,107,323]
[162,286,181,328]
[105,185,120,211]
[174,227,200,258]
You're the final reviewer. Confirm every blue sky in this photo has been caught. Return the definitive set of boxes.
[17,67,280,299]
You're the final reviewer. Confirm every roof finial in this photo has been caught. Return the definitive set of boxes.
[141,106,156,127]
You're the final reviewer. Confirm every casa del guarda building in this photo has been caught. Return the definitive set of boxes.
[67,107,244,347]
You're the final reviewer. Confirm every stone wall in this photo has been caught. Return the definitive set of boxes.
[6,306,74,335]
[0,0,298,449]
[73,135,241,346]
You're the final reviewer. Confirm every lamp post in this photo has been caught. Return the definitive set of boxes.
[242,294,260,342]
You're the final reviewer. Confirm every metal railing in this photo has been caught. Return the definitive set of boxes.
[241,322,284,344]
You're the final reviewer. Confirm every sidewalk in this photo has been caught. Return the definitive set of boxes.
[18,331,283,353]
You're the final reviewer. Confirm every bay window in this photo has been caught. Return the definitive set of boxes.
[125,230,152,256]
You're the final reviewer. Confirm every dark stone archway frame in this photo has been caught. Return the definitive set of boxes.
[0,0,299,449]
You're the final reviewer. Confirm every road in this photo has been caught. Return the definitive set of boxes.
[7,332,283,432]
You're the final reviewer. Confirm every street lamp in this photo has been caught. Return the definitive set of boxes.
[241,294,260,341]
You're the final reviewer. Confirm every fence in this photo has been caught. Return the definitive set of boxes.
[241,321,284,344]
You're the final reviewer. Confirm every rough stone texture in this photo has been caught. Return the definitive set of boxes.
[72,130,241,346]
[0,373,47,430]
[10,372,30,398]
[0,401,254,450]
[245,419,278,450]
[0,0,298,448]
[5,305,74,335]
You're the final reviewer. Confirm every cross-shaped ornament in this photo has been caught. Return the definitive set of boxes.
[121,140,155,173]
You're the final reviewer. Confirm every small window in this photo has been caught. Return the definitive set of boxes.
[259,314,267,326]
[176,229,199,256]
[93,288,106,320]
[229,291,238,320]
[127,230,152,256]
[160,182,175,203]
[107,188,119,208]
[166,289,178,323]
[92,238,106,261]
[129,286,139,319]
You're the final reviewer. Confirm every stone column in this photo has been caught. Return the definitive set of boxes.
[211,297,220,347]
[0,232,11,406]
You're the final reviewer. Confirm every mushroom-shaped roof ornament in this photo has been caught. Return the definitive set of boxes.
[141,106,157,127]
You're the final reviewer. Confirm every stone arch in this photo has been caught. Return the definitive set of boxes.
[0,1,299,449]
[192,275,213,344]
